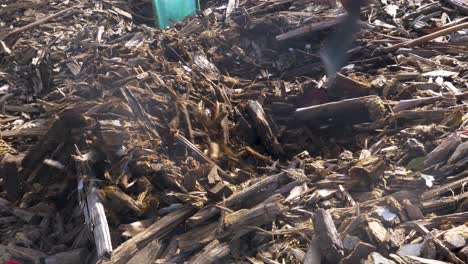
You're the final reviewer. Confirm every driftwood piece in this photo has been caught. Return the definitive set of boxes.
[385,22,468,51]
[392,109,452,123]
[421,176,468,200]
[393,92,468,112]
[420,192,468,214]
[222,194,285,239]
[295,95,386,128]
[424,134,460,167]
[44,248,89,264]
[314,208,344,263]
[246,100,284,156]
[413,223,464,264]
[187,171,289,228]
[188,240,230,264]
[99,205,196,264]
[276,15,347,41]
[400,212,468,229]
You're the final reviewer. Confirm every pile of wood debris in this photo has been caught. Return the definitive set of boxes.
[1,0,467,263]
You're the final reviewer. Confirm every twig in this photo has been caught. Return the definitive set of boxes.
[385,22,468,51]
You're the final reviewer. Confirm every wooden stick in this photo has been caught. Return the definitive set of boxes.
[2,6,77,40]
[385,22,468,51]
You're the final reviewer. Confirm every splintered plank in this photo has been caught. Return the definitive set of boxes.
[127,240,163,264]
[221,194,285,239]
[188,240,230,264]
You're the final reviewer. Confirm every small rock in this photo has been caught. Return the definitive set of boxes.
[341,241,376,264]
[397,243,422,257]
[343,235,361,252]
[375,207,399,226]
[443,225,468,249]
[421,240,437,259]
[403,200,424,220]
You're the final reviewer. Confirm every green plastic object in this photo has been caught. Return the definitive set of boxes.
[152,0,200,29]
